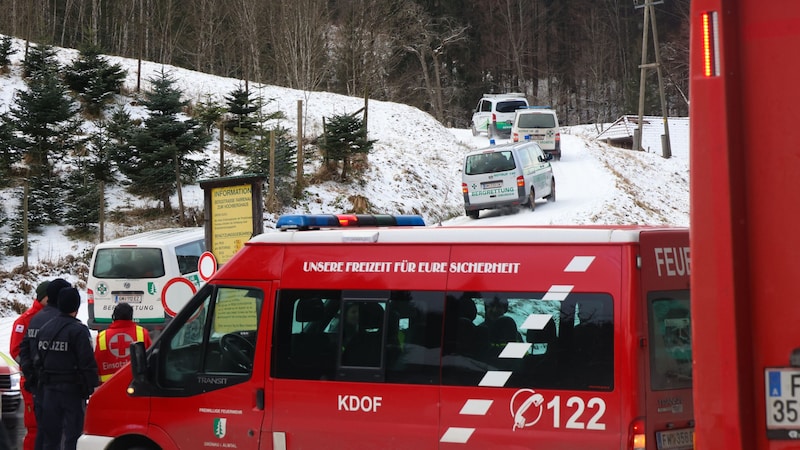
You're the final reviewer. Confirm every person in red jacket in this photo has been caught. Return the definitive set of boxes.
[94,303,152,383]
[9,280,49,450]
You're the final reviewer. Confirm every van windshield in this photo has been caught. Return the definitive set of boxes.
[518,113,556,128]
[465,151,516,175]
[92,248,165,279]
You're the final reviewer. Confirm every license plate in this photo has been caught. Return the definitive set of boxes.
[115,294,143,304]
[765,368,800,439]
[656,428,694,450]
[482,181,502,189]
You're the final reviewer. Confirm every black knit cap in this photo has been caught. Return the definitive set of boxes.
[46,278,71,304]
[57,287,81,313]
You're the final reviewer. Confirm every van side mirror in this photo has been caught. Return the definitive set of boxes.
[130,341,148,383]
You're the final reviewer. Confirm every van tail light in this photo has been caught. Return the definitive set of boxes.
[462,183,469,194]
[628,417,646,450]
[555,132,561,144]
[512,133,519,142]
[491,113,497,123]
[516,176,525,187]
[87,288,95,305]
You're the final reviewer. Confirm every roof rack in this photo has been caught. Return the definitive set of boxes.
[276,214,426,231]
[484,92,526,98]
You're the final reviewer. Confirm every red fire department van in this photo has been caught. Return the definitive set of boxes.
[689,1,800,450]
[78,215,692,450]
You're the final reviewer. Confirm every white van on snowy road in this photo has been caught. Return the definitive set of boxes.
[461,141,556,219]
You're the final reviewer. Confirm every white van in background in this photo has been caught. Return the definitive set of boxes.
[462,141,556,219]
[86,228,206,332]
[511,107,561,160]
[471,93,529,138]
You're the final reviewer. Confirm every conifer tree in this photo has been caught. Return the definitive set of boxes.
[224,85,258,138]
[7,68,83,226]
[63,45,127,118]
[247,125,297,206]
[0,118,16,186]
[318,113,375,180]
[22,44,59,79]
[63,163,101,233]
[0,35,17,70]
[114,70,210,211]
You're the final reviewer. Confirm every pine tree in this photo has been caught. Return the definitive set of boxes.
[22,44,59,79]
[0,118,17,186]
[318,113,375,180]
[224,86,258,138]
[0,35,17,69]
[7,68,83,226]
[63,45,127,117]
[63,163,100,233]
[247,125,297,206]
[114,70,210,211]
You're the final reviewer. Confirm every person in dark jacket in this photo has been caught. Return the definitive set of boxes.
[34,287,100,450]
[17,278,71,450]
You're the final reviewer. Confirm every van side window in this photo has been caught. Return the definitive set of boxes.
[648,293,692,390]
[272,290,442,385]
[175,239,206,275]
[158,286,262,393]
[442,292,614,391]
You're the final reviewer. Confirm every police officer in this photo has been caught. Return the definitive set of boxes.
[17,278,70,450]
[34,287,99,450]
[95,302,151,383]
[9,280,49,450]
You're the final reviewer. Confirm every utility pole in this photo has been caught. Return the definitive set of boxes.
[634,0,672,158]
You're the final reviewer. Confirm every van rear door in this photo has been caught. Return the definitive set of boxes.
[463,150,524,208]
[639,230,694,450]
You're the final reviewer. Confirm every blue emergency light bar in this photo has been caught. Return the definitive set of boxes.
[276,214,426,231]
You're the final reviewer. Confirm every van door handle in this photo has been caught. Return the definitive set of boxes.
[256,388,265,410]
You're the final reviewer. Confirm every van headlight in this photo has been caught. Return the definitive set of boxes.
[9,373,20,391]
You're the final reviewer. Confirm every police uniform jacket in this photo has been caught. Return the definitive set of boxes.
[17,304,61,390]
[34,313,100,397]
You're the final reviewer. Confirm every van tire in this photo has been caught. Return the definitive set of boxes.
[546,178,556,202]
[467,210,479,219]
[528,188,536,211]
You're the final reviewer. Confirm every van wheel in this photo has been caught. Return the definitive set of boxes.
[546,178,556,202]
[467,210,479,219]
[528,188,536,211]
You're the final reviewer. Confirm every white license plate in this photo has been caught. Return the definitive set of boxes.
[115,294,143,304]
[655,428,694,450]
[482,181,502,189]
[765,368,800,438]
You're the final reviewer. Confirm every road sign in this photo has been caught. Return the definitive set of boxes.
[161,277,198,317]
[198,251,217,281]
